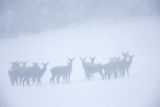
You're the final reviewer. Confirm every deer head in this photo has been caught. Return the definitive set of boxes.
[41,62,49,72]
[67,58,75,64]
[80,57,86,61]
[114,57,120,62]
[122,52,129,60]
[32,62,39,68]
[127,55,134,60]
[21,61,28,67]
[90,57,96,63]
[42,62,49,66]
[10,61,21,69]
[109,58,114,62]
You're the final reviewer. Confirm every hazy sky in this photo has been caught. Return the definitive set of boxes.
[0,0,160,39]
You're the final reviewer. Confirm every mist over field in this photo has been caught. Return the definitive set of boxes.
[0,0,160,38]
[0,0,160,107]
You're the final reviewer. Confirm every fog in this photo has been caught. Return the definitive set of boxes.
[0,1,160,107]
[0,0,160,38]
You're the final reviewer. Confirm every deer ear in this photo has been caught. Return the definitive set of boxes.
[125,52,129,55]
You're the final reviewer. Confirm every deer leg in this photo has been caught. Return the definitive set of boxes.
[50,77,53,85]
[100,72,104,80]
[37,78,39,86]
[27,79,30,86]
[127,69,129,76]
[57,76,60,84]
[39,79,41,86]
[68,75,70,83]
[89,74,91,80]
[122,69,125,77]
[92,73,94,80]
[66,76,68,83]
[104,73,106,80]
[63,76,66,83]
[23,79,25,86]
[51,75,56,85]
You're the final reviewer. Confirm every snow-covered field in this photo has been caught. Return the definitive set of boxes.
[0,17,160,107]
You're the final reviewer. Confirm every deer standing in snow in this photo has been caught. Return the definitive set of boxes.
[80,57,103,80]
[50,58,75,84]
[36,63,49,86]
[89,57,103,80]
[8,61,21,85]
[125,54,134,76]
[80,57,92,80]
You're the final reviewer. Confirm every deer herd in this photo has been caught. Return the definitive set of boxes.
[8,52,134,86]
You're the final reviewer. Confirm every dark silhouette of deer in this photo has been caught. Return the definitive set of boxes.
[80,57,103,80]
[50,58,75,84]
[118,52,129,77]
[103,58,114,80]
[120,52,135,76]
[19,61,27,85]
[8,53,134,86]
[90,57,96,64]
[36,63,49,86]
[125,55,134,75]
[80,57,92,80]
[23,62,48,86]
[22,63,39,86]
[8,61,21,85]
[112,57,120,79]
[89,57,103,80]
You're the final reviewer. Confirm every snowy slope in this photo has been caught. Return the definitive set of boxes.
[0,17,160,107]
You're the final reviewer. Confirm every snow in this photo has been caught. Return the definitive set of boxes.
[0,17,160,107]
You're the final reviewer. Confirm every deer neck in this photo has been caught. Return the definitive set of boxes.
[41,65,47,73]
[68,62,73,72]
[128,57,133,65]
[81,60,85,67]
[69,63,72,68]
[123,57,127,62]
